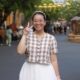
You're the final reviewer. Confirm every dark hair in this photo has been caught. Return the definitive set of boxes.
[32,11,46,21]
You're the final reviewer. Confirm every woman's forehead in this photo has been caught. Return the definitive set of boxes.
[33,14,45,20]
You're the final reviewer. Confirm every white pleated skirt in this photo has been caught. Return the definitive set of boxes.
[19,60,57,80]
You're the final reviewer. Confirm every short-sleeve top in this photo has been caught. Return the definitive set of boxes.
[26,32,58,65]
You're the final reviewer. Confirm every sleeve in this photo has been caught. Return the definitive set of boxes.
[50,36,58,54]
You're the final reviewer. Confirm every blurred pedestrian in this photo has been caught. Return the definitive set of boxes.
[6,26,12,46]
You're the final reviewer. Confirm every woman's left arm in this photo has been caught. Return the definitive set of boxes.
[50,53,61,80]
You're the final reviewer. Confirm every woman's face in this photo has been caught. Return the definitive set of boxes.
[32,14,46,31]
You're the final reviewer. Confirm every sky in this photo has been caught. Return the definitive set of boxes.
[53,0,65,3]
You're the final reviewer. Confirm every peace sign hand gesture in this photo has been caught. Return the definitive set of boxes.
[23,22,31,35]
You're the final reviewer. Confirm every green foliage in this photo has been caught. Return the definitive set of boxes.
[41,0,53,3]
[0,0,41,26]
[35,0,80,21]
[0,0,80,26]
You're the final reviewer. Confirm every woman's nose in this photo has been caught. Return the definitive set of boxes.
[36,21,41,24]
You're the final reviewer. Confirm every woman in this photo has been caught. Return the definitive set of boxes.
[17,11,61,80]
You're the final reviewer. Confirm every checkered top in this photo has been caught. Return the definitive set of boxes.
[26,33,58,64]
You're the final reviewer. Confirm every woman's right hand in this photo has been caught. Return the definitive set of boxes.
[23,27,30,35]
[23,22,30,35]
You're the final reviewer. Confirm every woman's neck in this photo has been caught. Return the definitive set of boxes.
[34,30,45,36]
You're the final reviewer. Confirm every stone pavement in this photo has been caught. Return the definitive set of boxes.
[0,34,80,80]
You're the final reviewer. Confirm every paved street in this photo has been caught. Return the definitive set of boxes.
[56,34,80,80]
[0,34,80,80]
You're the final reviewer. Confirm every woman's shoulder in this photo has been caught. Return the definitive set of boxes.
[46,33,55,39]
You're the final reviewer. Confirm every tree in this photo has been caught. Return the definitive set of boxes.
[0,0,41,27]
[35,0,80,21]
